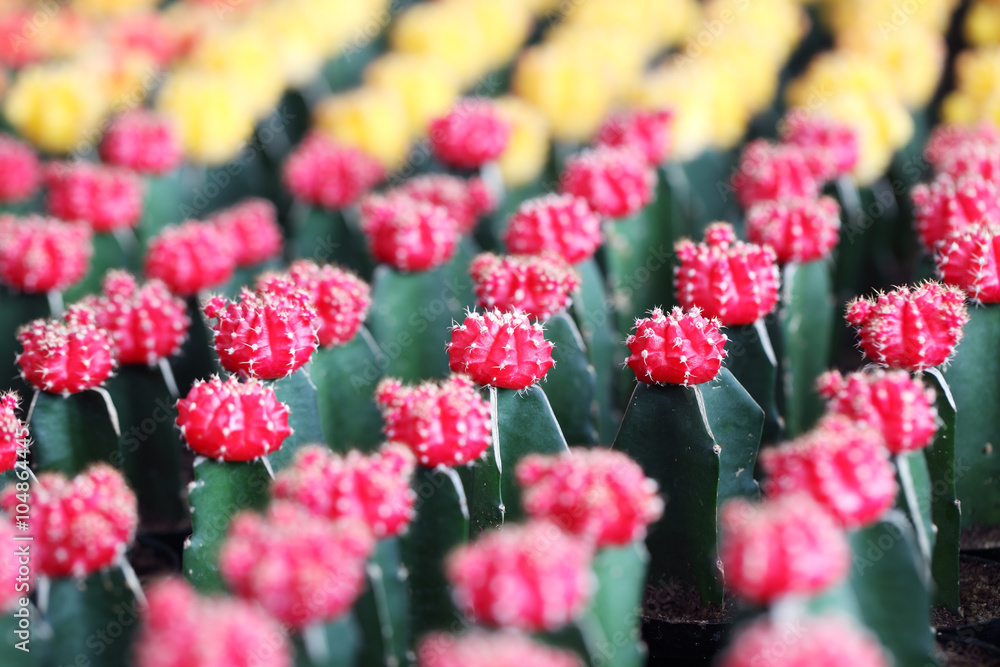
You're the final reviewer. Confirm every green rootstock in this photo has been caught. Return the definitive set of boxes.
[310,328,385,454]
[403,466,469,639]
[468,384,569,536]
[582,542,650,667]
[812,512,940,667]
[923,368,961,611]
[944,304,1000,527]
[367,253,476,384]
[292,614,361,667]
[613,369,762,604]
[29,389,121,476]
[572,258,622,444]
[183,457,272,594]
[266,365,326,470]
[108,364,186,523]
[544,312,598,446]
[777,259,834,437]
[290,205,374,281]
[355,538,410,667]
[723,319,782,445]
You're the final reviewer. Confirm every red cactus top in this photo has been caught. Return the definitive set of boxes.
[911,173,1000,251]
[517,447,664,547]
[447,308,555,389]
[503,193,603,265]
[674,222,780,325]
[17,306,116,395]
[203,287,318,379]
[418,631,583,667]
[0,133,41,203]
[144,220,237,296]
[219,503,374,629]
[208,198,283,268]
[82,270,189,366]
[779,110,859,181]
[625,306,727,386]
[360,193,460,272]
[45,162,145,233]
[470,251,580,321]
[559,146,655,220]
[429,98,511,169]
[176,376,292,462]
[745,196,842,264]
[100,110,183,175]
[719,615,889,667]
[134,578,293,667]
[718,494,850,604]
[0,393,27,474]
[731,139,821,209]
[0,216,92,294]
[594,108,673,166]
[272,443,416,538]
[257,260,371,348]
[845,281,969,370]
[446,521,593,631]
[375,375,491,468]
[936,220,1000,303]
[283,133,385,210]
[1,464,137,578]
[818,369,938,455]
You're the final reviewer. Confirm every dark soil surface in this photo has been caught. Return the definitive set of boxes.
[642,581,738,624]
[962,525,1000,550]
[934,559,1000,628]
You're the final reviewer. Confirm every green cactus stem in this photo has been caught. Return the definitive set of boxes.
[723,318,782,445]
[290,203,374,281]
[543,312,598,446]
[923,367,961,611]
[355,538,410,667]
[468,385,569,536]
[613,369,763,604]
[944,304,1000,527]
[28,388,121,476]
[776,259,834,437]
[581,542,649,667]
[310,327,385,454]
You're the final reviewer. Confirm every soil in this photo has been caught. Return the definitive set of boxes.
[937,636,1000,666]
[962,525,1000,550]
[642,581,738,624]
[934,558,1000,628]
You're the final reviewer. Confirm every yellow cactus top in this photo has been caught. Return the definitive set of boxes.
[364,52,462,138]
[313,86,411,171]
[703,0,807,61]
[513,43,616,143]
[4,62,109,155]
[837,24,946,109]
[156,68,256,166]
[785,51,897,108]
[246,1,327,88]
[966,0,1000,46]
[391,2,494,87]
[492,95,550,188]
[952,47,1000,106]
[822,0,959,36]
[546,25,647,98]
[70,0,157,18]
[448,0,532,73]
[186,24,286,120]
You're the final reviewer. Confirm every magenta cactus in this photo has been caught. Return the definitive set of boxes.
[761,415,898,529]
[779,110,859,181]
[469,251,579,321]
[283,132,386,210]
[818,369,938,455]
[625,306,727,386]
[0,216,92,294]
[45,162,144,233]
[17,306,116,395]
[936,220,1000,303]
[418,631,583,667]
[1,463,138,578]
[219,502,374,629]
[0,133,41,203]
[719,494,850,604]
[503,193,603,265]
[207,198,284,268]
[134,578,292,667]
[429,98,511,170]
[674,222,780,325]
[360,193,459,272]
[731,139,821,209]
[845,281,969,370]
[82,270,189,366]
[0,393,26,473]
[393,174,496,234]
[911,173,1000,251]
[271,443,416,538]
[175,376,292,462]
[594,107,673,166]
[375,375,491,468]
[559,146,655,220]
[446,308,555,389]
[100,110,183,175]
[516,448,663,547]
[745,196,842,264]
[719,615,889,667]
[446,520,593,631]
[144,220,237,297]
[203,288,318,379]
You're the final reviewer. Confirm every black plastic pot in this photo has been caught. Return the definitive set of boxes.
[641,618,730,666]
[936,632,1000,666]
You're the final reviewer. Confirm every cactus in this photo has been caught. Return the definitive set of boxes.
[615,307,763,603]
